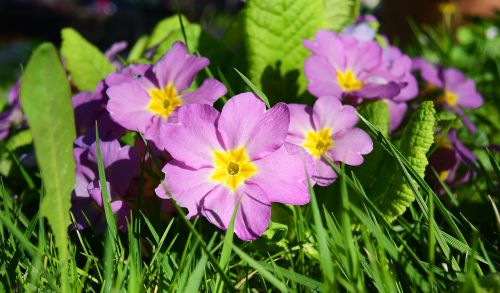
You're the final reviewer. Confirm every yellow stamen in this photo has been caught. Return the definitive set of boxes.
[211,146,257,192]
[302,128,334,158]
[439,170,449,181]
[146,83,183,118]
[336,70,364,92]
[437,90,458,107]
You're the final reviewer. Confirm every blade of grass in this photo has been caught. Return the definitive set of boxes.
[232,245,288,292]
[234,68,271,108]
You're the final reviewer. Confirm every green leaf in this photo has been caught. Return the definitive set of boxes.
[5,130,32,151]
[355,100,390,190]
[234,68,271,108]
[127,35,149,62]
[147,15,201,61]
[19,42,76,292]
[376,101,436,222]
[262,221,288,243]
[60,28,115,91]
[323,0,360,31]
[243,0,325,98]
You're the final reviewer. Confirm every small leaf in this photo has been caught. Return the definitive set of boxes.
[128,35,149,62]
[61,28,115,91]
[147,15,201,62]
[20,42,76,292]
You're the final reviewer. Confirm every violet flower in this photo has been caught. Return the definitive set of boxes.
[0,82,24,140]
[106,42,227,149]
[71,138,139,232]
[429,129,477,192]
[155,93,312,241]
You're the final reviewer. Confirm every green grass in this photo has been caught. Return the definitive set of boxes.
[0,110,498,292]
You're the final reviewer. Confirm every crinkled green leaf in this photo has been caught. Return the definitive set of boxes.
[60,28,115,91]
[20,42,76,292]
[244,0,326,99]
[323,0,360,31]
[148,15,201,62]
[376,101,436,222]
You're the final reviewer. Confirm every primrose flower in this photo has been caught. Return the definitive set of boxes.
[155,93,312,241]
[106,42,227,149]
[428,129,477,192]
[304,30,400,99]
[412,58,483,110]
[0,82,24,140]
[341,20,418,131]
[71,138,138,232]
[287,97,373,186]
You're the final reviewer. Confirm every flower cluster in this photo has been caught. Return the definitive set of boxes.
[305,18,418,132]
[65,40,376,240]
[0,17,485,240]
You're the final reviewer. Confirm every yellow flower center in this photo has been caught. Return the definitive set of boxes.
[211,146,257,192]
[336,70,364,92]
[439,170,449,181]
[437,90,458,107]
[147,83,183,118]
[302,128,334,158]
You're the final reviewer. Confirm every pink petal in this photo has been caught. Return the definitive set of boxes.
[153,42,209,92]
[181,78,227,105]
[156,163,218,218]
[249,143,311,205]
[304,55,342,98]
[159,104,221,169]
[329,128,373,165]
[217,93,289,160]
[312,97,359,135]
[313,157,338,186]
[287,104,314,146]
[387,100,407,132]
[304,30,345,68]
[106,81,154,133]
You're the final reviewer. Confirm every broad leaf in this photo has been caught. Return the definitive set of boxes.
[61,28,115,91]
[20,42,76,292]
[243,0,359,101]
[324,0,360,31]
[244,0,325,99]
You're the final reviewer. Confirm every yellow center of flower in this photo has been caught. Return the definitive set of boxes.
[211,146,257,192]
[302,128,334,158]
[147,83,183,118]
[439,170,449,181]
[336,70,364,92]
[437,90,458,107]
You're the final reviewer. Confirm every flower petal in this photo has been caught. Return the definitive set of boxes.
[107,81,154,133]
[304,55,342,97]
[153,42,209,91]
[160,104,221,169]
[156,162,218,218]
[181,78,227,105]
[218,93,289,160]
[312,97,359,135]
[313,157,338,186]
[249,143,311,205]
[329,128,373,165]
[287,104,314,145]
